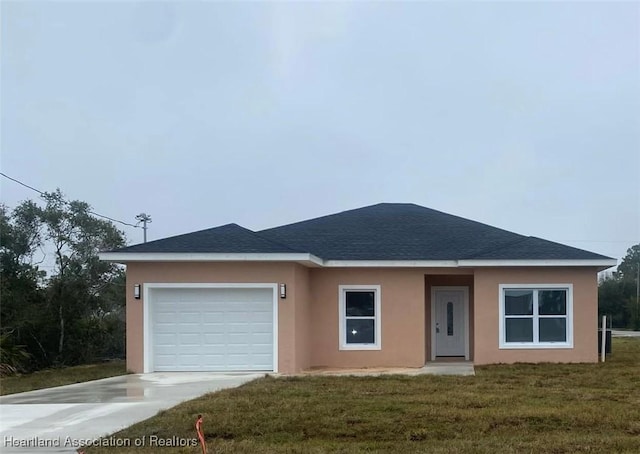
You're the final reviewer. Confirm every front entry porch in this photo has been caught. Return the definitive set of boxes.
[420,361,475,376]
[425,274,474,363]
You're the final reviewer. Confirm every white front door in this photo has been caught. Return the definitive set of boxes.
[433,288,468,358]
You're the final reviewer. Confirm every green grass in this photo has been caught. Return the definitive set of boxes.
[0,360,127,396]
[88,340,640,453]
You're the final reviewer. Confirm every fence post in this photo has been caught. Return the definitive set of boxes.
[601,315,607,363]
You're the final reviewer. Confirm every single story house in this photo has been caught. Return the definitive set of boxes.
[99,203,616,374]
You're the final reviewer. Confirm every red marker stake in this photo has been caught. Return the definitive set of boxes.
[195,414,207,454]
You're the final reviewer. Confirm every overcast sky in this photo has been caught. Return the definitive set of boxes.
[1,1,639,263]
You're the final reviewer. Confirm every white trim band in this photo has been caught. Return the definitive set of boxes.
[100,252,615,269]
[100,252,324,266]
[458,259,616,268]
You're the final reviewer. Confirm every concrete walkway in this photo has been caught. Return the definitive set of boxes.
[302,362,475,377]
[0,372,261,453]
[419,362,475,376]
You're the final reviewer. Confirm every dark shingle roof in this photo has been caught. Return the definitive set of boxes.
[108,203,613,262]
[467,236,611,260]
[113,223,300,254]
[258,203,612,261]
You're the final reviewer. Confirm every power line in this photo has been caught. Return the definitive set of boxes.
[1,172,141,229]
[1,172,46,196]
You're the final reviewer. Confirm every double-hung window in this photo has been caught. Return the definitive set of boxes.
[339,285,381,350]
[499,284,573,349]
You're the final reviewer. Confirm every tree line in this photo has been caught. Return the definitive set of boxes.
[1,190,126,374]
[598,244,640,329]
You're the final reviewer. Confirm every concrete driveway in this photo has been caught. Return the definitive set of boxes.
[0,372,262,453]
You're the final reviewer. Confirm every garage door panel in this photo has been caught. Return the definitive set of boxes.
[154,344,177,353]
[179,355,201,365]
[154,344,178,353]
[155,323,179,333]
[178,312,201,323]
[226,345,251,355]
[155,312,177,323]
[155,333,177,344]
[161,288,271,303]
[227,313,249,322]
[179,333,200,345]
[203,333,226,344]
[250,312,273,323]
[180,346,210,356]
[251,333,272,344]
[251,354,273,364]
[151,287,275,372]
[227,356,253,366]
[251,343,273,352]
[176,324,202,334]
[251,322,273,332]
[202,323,227,340]
[155,354,177,364]
[228,360,271,369]
[202,313,225,323]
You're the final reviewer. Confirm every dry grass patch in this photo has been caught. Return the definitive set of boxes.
[0,360,126,396]
[88,339,640,453]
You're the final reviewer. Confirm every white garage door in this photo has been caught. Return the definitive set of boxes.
[150,287,275,372]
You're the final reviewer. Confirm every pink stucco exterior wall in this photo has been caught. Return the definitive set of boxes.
[308,268,426,369]
[124,262,600,374]
[293,265,311,371]
[125,262,305,374]
[473,267,599,364]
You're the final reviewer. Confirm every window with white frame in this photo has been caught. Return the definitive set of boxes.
[499,284,573,349]
[339,285,381,350]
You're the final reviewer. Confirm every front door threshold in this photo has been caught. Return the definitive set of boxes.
[432,356,469,363]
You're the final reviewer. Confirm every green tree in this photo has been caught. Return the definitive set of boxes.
[617,244,640,330]
[1,192,127,371]
[617,244,640,282]
[598,243,640,330]
[0,203,48,369]
[598,274,631,328]
[37,190,126,364]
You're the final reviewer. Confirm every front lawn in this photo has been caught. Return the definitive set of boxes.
[0,360,127,396]
[88,340,640,453]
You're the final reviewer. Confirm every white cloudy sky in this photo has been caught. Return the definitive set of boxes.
[1,1,639,262]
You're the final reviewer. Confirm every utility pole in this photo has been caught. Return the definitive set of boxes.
[135,213,152,243]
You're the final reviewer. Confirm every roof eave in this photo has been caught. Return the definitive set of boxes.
[458,259,617,271]
[99,253,617,270]
[98,252,324,267]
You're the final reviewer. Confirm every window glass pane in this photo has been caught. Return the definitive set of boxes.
[539,318,566,342]
[505,290,533,315]
[539,290,566,315]
[345,291,375,316]
[447,302,454,336]
[346,319,375,344]
[505,318,533,342]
